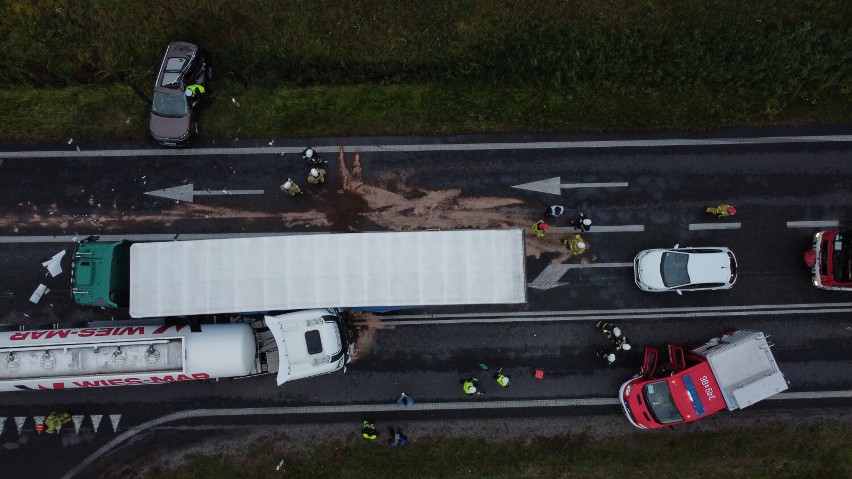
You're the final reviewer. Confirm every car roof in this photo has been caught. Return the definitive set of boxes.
[154,42,198,93]
[684,249,731,284]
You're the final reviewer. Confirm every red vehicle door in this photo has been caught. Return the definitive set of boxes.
[641,347,659,379]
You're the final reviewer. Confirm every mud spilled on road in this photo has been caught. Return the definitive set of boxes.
[1,144,592,264]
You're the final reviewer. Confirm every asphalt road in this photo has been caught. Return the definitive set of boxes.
[0,127,851,478]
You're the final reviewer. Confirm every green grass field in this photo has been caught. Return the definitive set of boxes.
[141,426,850,479]
[1,1,850,140]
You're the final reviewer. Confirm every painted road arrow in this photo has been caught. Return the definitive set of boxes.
[512,177,628,195]
[529,263,633,290]
[145,183,264,203]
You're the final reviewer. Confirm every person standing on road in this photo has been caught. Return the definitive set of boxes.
[544,205,565,219]
[280,178,302,196]
[307,167,326,184]
[362,420,378,440]
[571,213,592,232]
[564,234,586,255]
[495,372,510,387]
[595,321,622,338]
[463,378,479,395]
[303,147,326,167]
[44,412,71,434]
[397,392,414,408]
[530,220,548,238]
[613,336,632,351]
[596,350,616,365]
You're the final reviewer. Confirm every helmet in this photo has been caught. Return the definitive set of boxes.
[582,219,592,226]
[727,207,737,215]
[622,343,632,351]
[310,168,319,177]
[467,386,477,394]
[498,376,510,386]
[540,223,548,230]
[283,181,292,189]
[607,354,616,362]
[36,423,45,431]
[576,242,586,249]
[304,148,314,158]
[612,327,622,337]
[184,88,193,97]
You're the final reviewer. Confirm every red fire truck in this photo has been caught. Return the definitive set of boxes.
[619,330,788,429]
[804,229,852,291]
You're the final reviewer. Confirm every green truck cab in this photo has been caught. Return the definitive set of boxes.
[70,240,131,308]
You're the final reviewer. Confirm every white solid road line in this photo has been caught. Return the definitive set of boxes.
[5,134,852,159]
[0,232,302,243]
[63,389,852,479]
[377,302,852,325]
[382,302,852,319]
[549,226,644,233]
[787,220,839,228]
[689,222,742,230]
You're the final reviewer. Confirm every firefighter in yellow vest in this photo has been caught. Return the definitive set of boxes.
[495,373,510,387]
[307,167,326,184]
[362,420,378,440]
[44,412,71,434]
[463,378,479,395]
[564,234,587,255]
[280,178,302,196]
[530,220,548,238]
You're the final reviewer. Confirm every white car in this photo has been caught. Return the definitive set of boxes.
[634,245,737,294]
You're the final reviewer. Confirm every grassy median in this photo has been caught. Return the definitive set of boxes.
[1,1,850,141]
[139,425,850,479]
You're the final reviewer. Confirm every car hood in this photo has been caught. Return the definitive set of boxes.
[149,113,190,141]
[636,250,666,289]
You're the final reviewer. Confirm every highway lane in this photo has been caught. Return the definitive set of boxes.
[0,130,850,478]
[1,306,850,478]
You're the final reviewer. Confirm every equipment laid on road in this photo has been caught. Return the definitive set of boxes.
[619,330,787,428]
[70,230,526,318]
[805,229,852,291]
[0,308,352,392]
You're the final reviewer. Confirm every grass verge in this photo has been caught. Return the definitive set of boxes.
[1,1,850,141]
[140,425,851,479]
[1,81,849,142]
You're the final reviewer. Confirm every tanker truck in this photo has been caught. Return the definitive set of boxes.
[0,308,352,392]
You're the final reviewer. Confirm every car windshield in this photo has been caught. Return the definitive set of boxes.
[831,232,852,283]
[151,92,188,118]
[660,251,690,287]
[642,380,684,424]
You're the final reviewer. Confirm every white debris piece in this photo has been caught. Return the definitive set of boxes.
[276,459,284,471]
[42,249,66,277]
[30,284,50,304]
[68,138,74,144]
[231,97,240,107]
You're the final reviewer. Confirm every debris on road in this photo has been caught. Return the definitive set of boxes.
[42,249,66,277]
[29,284,49,304]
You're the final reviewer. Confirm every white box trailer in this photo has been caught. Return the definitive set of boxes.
[126,229,526,318]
